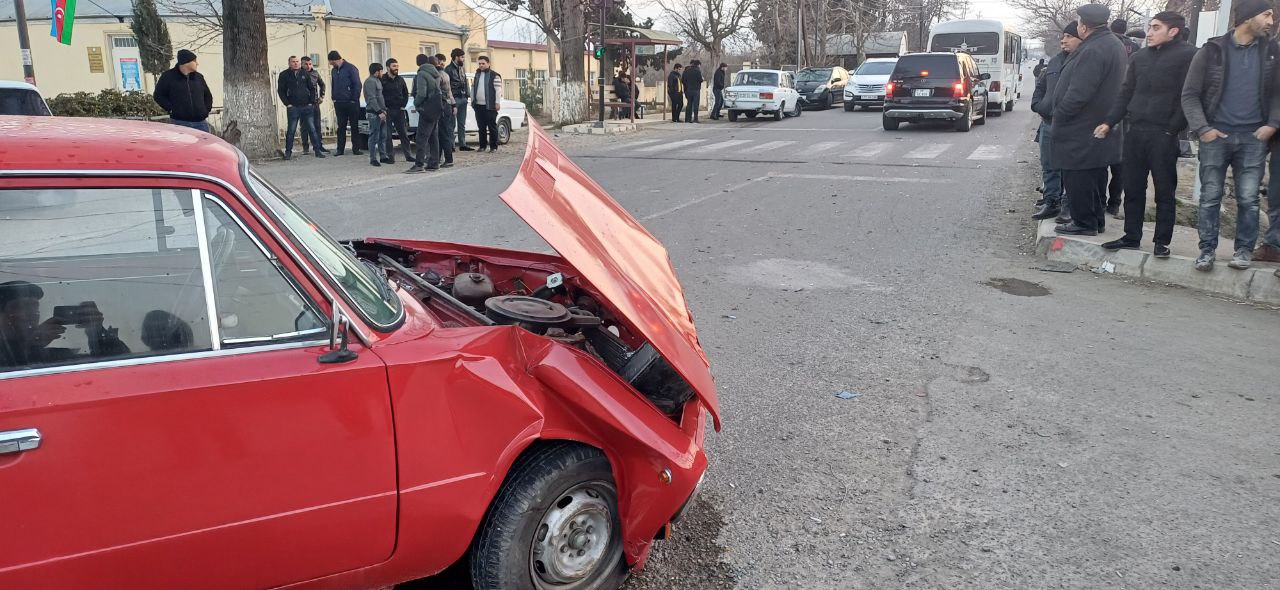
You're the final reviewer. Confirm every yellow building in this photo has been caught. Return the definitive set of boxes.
[0,0,467,133]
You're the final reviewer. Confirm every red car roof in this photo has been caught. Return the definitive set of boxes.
[0,116,243,180]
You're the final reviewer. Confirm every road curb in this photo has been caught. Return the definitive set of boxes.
[1034,219,1280,305]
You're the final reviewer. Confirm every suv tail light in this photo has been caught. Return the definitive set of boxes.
[953,82,965,98]
[885,82,895,97]
[989,81,1001,92]
[760,92,774,99]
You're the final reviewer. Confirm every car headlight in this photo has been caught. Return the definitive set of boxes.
[817,85,828,93]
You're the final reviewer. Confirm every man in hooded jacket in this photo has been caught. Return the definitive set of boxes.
[407,54,444,173]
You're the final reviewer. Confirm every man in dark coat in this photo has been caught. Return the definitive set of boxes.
[682,60,704,122]
[300,57,327,155]
[613,73,634,118]
[1030,23,1081,222]
[1095,11,1197,256]
[447,49,472,150]
[407,53,444,173]
[382,58,412,163]
[1182,0,1280,270]
[668,64,684,123]
[1050,4,1128,236]
[711,63,728,119]
[471,55,503,152]
[1033,58,1048,79]
[328,50,363,156]
[153,49,213,132]
[277,55,325,159]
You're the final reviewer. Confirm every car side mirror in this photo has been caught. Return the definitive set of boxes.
[979,73,991,80]
[319,308,358,364]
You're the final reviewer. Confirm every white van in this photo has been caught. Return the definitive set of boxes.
[928,19,1023,115]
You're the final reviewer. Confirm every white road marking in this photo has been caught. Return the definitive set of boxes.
[698,139,754,152]
[636,138,707,152]
[968,145,1005,160]
[772,173,946,183]
[608,138,664,150]
[904,143,952,159]
[802,141,845,155]
[642,176,772,220]
[846,142,895,158]
[642,171,946,220]
[740,140,798,153]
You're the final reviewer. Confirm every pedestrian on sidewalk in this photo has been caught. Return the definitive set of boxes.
[300,57,327,155]
[1033,58,1048,79]
[435,54,456,168]
[668,64,685,123]
[471,56,503,153]
[683,60,704,123]
[711,63,728,120]
[1103,18,1142,219]
[153,49,212,133]
[447,48,472,151]
[1050,4,1127,236]
[277,55,325,160]
[363,63,389,167]
[328,51,363,157]
[1094,11,1196,258]
[382,58,412,164]
[408,54,443,173]
[1030,22,1081,222]
[1181,0,1280,271]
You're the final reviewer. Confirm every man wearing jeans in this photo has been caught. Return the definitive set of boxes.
[300,57,327,155]
[328,50,363,156]
[277,56,325,159]
[1181,0,1280,271]
[153,49,212,133]
[447,49,472,151]
[363,63,389,167]
[1030,23,1080,221]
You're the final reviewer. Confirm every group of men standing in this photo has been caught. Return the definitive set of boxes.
[1032,0,1280,271]
[665,61,730,122]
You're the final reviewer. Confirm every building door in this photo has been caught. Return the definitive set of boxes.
[109,36,143,92]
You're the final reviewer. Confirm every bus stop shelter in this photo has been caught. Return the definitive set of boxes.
[596,27,683,123]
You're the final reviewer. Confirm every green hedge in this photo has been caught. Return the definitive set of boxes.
[47,89,167,118]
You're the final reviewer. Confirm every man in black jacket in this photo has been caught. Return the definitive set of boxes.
[711,63,728,119]
[1182,0,1280,270]
[300,57,327,155]
[1030,23,1081,222]
[382,58,412,163]
[471,55,503,152]
[277,55,326,160]
[1094,12,1196,256]
[447,49,472,150]
[1050,4,1127,236]
[682,60,704,123]
[154,49,213,132]
[668,64,684,123]
[328,50,363,156]
[408,53,444,173]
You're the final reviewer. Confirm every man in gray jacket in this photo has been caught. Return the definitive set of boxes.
[1050,4,1128,236]
[407,54,444,173]
[363,63,389,167]
[1182,0,1280,271]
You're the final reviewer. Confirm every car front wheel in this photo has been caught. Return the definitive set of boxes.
[728,110,739,122]
[470,442,626,590]
[498,118,512,145]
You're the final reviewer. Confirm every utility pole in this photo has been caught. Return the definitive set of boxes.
[796,0,803,68]
[15,0,36,85]
[595,0,606,127]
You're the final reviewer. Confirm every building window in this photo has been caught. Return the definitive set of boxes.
[516,68,529,88]
[368,38,389,66]
[420,43,438,59]
[429,3,440,14]
[534,69,547,87]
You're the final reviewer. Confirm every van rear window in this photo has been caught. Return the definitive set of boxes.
[892,56,960,79]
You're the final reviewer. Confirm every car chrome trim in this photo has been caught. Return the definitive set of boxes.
[0,428,42,455]
[0,339,328,382]
[0,168,373,347]
[190,188,224,351]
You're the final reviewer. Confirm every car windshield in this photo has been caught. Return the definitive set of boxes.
[930,32,1001,55]
[856,61,896,75]
[245,172,404,328]
[734,71,779,86]
[0,88,51,115]
[795,68,832,82]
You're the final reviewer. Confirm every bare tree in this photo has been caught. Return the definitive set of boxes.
[656,0,752,69]
[477,0,591,124]
[221,0,277,159]
[1010,0,1166,53]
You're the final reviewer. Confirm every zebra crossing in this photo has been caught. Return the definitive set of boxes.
[604,136,1009,163]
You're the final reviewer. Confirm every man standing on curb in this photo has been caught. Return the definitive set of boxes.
[447,49,472,151]
[668,64,684,123]
[683,59,704,123]
[408,53,443,173]
[1095,11,1196,258]
[328,50,363,157]
[471,56,503,153]
[711,63,728,120]
[154,49,212,132]
[382,58,412,163]
[300,57,327,155]
[1031,22,1081,222]
[1051,4,1127,236]
[277,55,325,160]
[1182,0,1280,271]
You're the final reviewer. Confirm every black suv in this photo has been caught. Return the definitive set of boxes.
[882,52,989,132]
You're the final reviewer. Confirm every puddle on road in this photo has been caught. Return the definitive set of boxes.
[981,277,1051,297]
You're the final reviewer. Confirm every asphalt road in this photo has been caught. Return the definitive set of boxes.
[258,97,1280,589]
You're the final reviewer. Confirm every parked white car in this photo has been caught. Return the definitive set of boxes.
[724,69,801,122]
[0,80,52,116]
[360,72,527,145]
[844,58,897,111]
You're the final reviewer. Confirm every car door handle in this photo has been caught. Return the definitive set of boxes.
[0,428,42,455]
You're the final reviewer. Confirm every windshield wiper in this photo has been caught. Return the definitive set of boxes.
[360,259,396,303]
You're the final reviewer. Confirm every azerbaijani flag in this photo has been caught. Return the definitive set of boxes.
[50,0,77,45]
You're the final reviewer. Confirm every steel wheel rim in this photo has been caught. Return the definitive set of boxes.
[530,480,617,589]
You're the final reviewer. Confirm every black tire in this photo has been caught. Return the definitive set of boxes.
[471,442,626,590]
[774,104,784,121]
[882,115,900,131]
[1005,100,1014,112]
[975,110,986,125]
[844,102,856,112]
[498,118,512,145]
[794,101,803,117]
[826,94,834,109]
[728,110,739,122]
[955,107,973,132]
[988,105,1003,117]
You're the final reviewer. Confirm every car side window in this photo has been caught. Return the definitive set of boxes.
[0,187,213,373]
[200,195,327,346]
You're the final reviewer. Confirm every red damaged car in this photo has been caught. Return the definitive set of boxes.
[0,117,720,589]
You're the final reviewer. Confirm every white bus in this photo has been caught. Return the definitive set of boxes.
[928,19,1024,115]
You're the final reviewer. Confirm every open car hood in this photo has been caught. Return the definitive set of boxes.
[500,121,721,430]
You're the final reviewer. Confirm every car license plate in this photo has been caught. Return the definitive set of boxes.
[913,89,932,97]
[861,95,878,100]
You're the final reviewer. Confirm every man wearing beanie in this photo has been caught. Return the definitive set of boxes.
[327,50,364,157]
[1095,11,1197,257]
[1030,21,1083,222]
[1049,4,1127,236]
[153,49,213,132]
[1182,0,1279,271]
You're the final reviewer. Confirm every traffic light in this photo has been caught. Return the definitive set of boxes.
[594,46,605,60]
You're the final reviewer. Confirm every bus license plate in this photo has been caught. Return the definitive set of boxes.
[913,89,931,97]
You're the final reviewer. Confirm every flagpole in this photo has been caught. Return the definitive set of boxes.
[14,0,36,85]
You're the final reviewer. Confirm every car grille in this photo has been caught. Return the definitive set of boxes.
[856,84,884,93]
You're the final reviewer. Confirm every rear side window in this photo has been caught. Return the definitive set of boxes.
[893,56,960,80]
[0,89,50,116]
